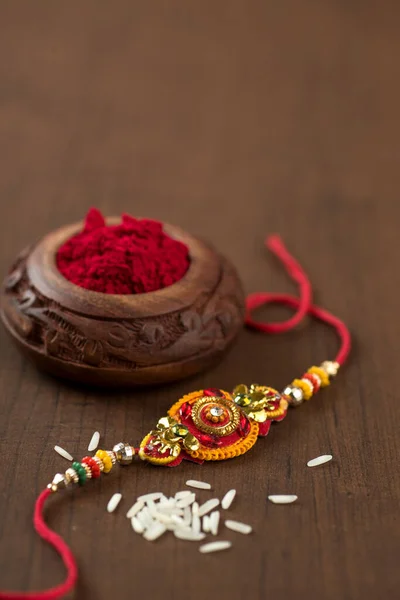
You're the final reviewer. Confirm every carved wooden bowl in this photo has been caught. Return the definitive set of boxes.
[0,218,245,387]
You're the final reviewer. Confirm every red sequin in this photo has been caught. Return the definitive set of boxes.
[238,413,251,437]
[179,402,192,419]
[258,421,272,436]
[203,388,224,397]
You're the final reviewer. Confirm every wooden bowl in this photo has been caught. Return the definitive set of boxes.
[0,218,245,386]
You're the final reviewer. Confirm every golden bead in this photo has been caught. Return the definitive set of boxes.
[96,450,112,473]
[106,451,117,465]
[83,464,92,479]
[93,456,104,471]
[65,467,79,485]
[292,378,313,401]
[320,361,340,377]
[308,366,330,388]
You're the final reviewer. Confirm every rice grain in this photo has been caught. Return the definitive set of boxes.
[307,454,333,467]
[143,521,167,541]
[225,519,252,535]
[268,495,298,504]
[199,541,232,554]
[186,479,211,490]
[107,493,122,514]
[221,489,236,510]
[88,431,100,452]
[126,500,145,519]
[175,528,205,541]
[198,498,220,517]
[54,446,73,462]
[210,511,220,536]
[131,516,144,534]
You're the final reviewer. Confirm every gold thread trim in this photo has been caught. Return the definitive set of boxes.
[138,433,179,465]
[191,396,240,437]
[187,420,259,461]
[168,390,232,419]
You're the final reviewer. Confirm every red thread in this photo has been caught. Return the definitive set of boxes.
[0,234,351,600]
[0,489,78,600]
[245,235,351,365]
[57,208,190,295]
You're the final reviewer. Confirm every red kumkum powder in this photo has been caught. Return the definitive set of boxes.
[56,208,190,294]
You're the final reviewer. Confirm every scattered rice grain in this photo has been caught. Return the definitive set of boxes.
[175,528,206,541]
[131,516,145,534]
[54,446,73,462]
[107,493,122,514]
[183,506,192,526]
[186,479,211,490]
[126,500,145,519]
[171,515,185,527]
[199,541,232,554]
[192,514,201,535]
[225,519,252,535]
[221,489,236,510]
[203,515,211,533]
[153,511,174,525]
[143,521,167,541]
[307,454,333,467]
[137,492,164,502]
[88,431,100,452]
[268,495,298,504]
[137,508,153,529]
[176,493,196,508]
[175,490,192,500]
[210,511,220,536]
[198,498,220,517]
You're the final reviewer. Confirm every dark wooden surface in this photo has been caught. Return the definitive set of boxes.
[0,2,399,599]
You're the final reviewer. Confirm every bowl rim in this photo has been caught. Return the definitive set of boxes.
[26,217,221,318]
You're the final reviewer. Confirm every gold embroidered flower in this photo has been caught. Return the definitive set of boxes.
[232,384,281,423]
[151,416,200,455]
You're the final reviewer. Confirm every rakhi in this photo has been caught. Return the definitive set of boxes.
[0,236,351,600]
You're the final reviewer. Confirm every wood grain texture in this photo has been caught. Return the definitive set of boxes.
[0,2,399,599]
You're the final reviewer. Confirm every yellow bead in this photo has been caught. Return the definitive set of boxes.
[95,450,113,473]
[308,366,330,388]
[292,378,313,400]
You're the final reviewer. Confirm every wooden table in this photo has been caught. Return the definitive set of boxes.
[0,3,398,599]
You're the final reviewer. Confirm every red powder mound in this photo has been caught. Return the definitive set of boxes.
[56,208,190,294]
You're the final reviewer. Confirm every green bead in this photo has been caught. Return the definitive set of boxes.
[72,461,87,485]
